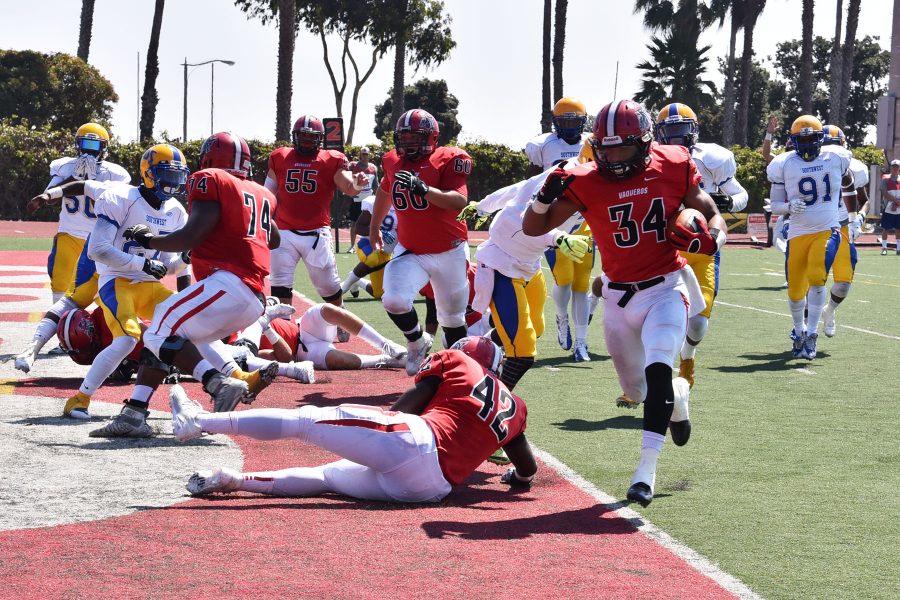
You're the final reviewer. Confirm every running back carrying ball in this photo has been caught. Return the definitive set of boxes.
[666,208,720,255]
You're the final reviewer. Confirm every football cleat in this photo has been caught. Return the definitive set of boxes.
[626,482,654,507]
[263,302,295,326]
[283,361,315,383]
[336,327,351,343]
[881,248,888,256]
[487,447,511,466]
[187,467,242,496]
[822,306,836,338]
[204,372,250,412]
[48,346,69,356]
[669,377,691,447]
[381,340,407,361]
[234,362,279,400]
[405,332,434,376]
[802,333,818,360]
[63,392,92,420]
[573,341,590,362]
[169,384,206,442]
[790,328,806,359]
[556,315,572,351]
[678,357,695,388]
[616,395,640,409]
[14,348,35,373]
[89,405,154,438]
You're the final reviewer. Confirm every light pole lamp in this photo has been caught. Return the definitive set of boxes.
[182,58,236,142]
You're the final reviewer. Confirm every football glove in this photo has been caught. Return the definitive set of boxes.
[457,201,480,222]
[668,218,720,255]
[73,154,98,181]
[788,198,808,214]
[124,224,155,249]
[848,213,864,243]
[709,190,733,212]
[142,259,167,280]
[536,167,575,204]
[555,233,590,263]
[500,467,533,488]
[395,171,429,197]
[181,250,192,265]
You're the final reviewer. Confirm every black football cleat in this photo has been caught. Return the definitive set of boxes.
[669,419,692,447]
[627,482,653,507]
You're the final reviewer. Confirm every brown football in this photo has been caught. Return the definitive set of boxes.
[666,208,707,239]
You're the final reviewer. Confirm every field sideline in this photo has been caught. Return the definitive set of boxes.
[1,227,898,599]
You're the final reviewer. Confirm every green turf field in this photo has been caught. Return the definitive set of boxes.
[0,237,52,251]
[299,246,899,600]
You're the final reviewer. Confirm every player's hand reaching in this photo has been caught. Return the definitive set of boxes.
[395,171,429,197]
[668,218,720,255]
[500,467,533,488]
[788,198,808,214]
[124,224,155,248]
[709,190,733,212]
[26,193,49,215]
[536,167,575,204]
[370,226,384,252]
[181,250,192,265]
[555,233,591,263]
[351,171,368,192]
[457,201,480,222]
[142,259,167,280]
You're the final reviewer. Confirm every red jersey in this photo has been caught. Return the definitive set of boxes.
[416,349,528,486]
[187,168,276,294]
[561,143,697,282]
[268,147,348,231]
[258,317,301,356]
[379,147,471,254]
[420,262,482,326]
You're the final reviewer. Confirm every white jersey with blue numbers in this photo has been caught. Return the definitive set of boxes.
[767,145,851,240]
[91,184,187,286]
[360,195,398,254]
[47,157,131,238]
[690,142,749,212]
[524,132,589,169]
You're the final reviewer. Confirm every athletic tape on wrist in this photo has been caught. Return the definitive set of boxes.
[46,187,64,200]
[531,200,549,214]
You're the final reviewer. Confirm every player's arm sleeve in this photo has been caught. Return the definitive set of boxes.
[720,177,749,212]
[110,164,131,183]
[87,209,145,272]
[524,140,542,167]
[477,182,522,214]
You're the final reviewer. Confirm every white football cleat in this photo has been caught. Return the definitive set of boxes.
[669,377,691,447]
[556,315,572,350]
[186,467,242,496]
[405,332,433,376]
[283,360,315,383]
[169,384,207,442]
[14,349,35,373]
[263,302,295,325]
[204,372,249,413]
[89,405,154,438]
[374,355,405,369]
[381,340,407,360]
[573,341,590,362]
[822,305,836,338]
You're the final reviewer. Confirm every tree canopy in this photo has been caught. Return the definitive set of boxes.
[373,78,461,145]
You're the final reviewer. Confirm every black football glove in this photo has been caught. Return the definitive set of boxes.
[500,467,533,488]
[394,170,429,197]
[142,258,167,280]
[181,250,192,265]
[124,224,155,249]
[709,191,733,212]
[536,167,575,204]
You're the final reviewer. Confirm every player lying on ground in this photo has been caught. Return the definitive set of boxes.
[170,337,537,502]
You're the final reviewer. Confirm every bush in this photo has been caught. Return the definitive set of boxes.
[459,140,529,209]
[0,121,71,221]
[731,145,770,212]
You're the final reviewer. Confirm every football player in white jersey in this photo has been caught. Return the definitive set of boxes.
[340,194,398,299]
[61,144,190,423]
[820,125,868,337]
[653,103,748,389]
[525,98,595,361]
[767,116,855,360]
[457,158,589,391]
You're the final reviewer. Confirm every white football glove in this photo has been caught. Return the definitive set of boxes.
[848,213,864,243]
[788,198,808,214]
[73,154,98,181]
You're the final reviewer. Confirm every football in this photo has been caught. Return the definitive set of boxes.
[666,208,707,239]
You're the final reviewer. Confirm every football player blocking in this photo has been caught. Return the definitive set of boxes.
[523,99,727,507]
[170,338,538,502]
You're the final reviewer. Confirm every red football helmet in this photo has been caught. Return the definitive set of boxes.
[199,131,251,178]
[292,116,325,155]
[589,99,654,180]
[394,109,439,161]
[450,336,503,374]
[56,309,98,365]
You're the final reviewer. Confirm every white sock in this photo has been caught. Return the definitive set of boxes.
[881,239,888,249]
[198,341,234,373]
[245,354,275,372]
[30,317,60,355]
[198,408,301,439]
[680,315,709,360]
[341,272,361,294]
[79,336,137,396]
[52,291,64,303]
[805,286,827,335]
[632,431,665,488]
[357,323,389,349]
[571,291,589,343]
[130,384,154,404]
[193,359,215,381]
[788,299,806,333]
[357,354,384,368]
[552,284,572,321]
[589,292,601,320]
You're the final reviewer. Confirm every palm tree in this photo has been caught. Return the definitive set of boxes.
[552,0,568,101]
[139,0,165,142]
[837,0,861,125]
[635,34,717,114]
[389,0,410,132]
[798,0,815,113]
[77,0,95,62]
[828,0,844,122]
[735,0,766,145]
[715,0,744,145]
[275,0,295,141]
[541,0,552,132]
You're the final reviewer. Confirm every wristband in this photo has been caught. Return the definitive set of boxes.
[263,328,281,343]
[530,200,549,214]
[710,227,727,252]
[764,133,773,141]
[46,187,64,200]
[841,190,856,197]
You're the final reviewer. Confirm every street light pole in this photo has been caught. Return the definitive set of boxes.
[181,59,235,142]
[182,58,188,142]
[211,62,215,136]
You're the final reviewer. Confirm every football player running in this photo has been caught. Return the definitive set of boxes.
[14,124,130,372]
[61,144,190,422]
[370,109,473,374]
[523,99,726,508]
[767,116,856,360]
[339,193,398,299]
[170,337,538,502]
[90,133,281,437]
[820,125,868,337]
[265,116,368,322]
[526,98,595,361]
[654,103,748,389]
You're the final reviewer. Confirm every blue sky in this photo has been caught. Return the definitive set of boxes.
[3,0,893,148]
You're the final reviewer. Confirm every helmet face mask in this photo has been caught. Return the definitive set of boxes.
[591,100,654,180]
[394,109,439,161]
[292,116,325,155]
[552,97,587,142]
[789,115,824,162]
[654,103,699,148]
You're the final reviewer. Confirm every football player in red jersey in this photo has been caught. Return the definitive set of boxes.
[170,336,537,501]
[370,109,473,375]
[265,115,369,311]
[94,132,284,437]
[56,307,143,380]
[523,100,727,507]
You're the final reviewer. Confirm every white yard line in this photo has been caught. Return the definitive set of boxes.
[716,301,900,341]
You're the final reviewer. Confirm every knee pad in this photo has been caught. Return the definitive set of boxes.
[685,315,709,346]
[321,289,342,303]
[270,285,293,299]
[831,281,851,299]
[382,291,413,315]
[139,346,171,372]
[230,338,259,356]
[158,335,188,365]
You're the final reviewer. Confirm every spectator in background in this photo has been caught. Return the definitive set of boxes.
[347,147,379,252]
[880,159,900,256]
